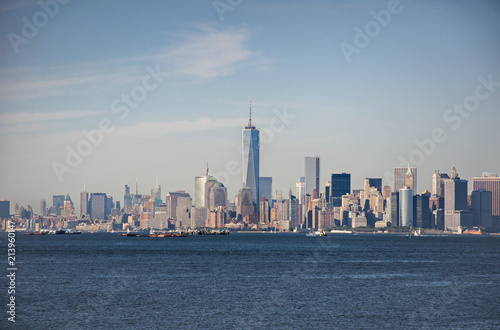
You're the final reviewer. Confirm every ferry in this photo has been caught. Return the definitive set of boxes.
[306,229,327,237]
[330,229,353,234]
[462,228,485,235]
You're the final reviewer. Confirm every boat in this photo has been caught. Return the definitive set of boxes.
[330,229,353,234]
[121,228,137,237]
[66,230,82,234]
[157,232,187,237]
[462,228,485,235]
[306,229,327,237]
[121,232,137,237]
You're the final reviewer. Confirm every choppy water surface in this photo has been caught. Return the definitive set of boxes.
[3,232,500,329]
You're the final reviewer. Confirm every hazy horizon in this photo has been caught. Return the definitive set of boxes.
[1,0,499,212]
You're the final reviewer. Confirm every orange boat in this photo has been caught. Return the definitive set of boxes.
[463,229,484,235]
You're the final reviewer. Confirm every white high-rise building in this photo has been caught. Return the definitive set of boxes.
[394,165,417,195]
[399,187,413,227]
[151,174,161,201]
[296,181,306,204]
[473,173,500,223]
[305,157,320,196]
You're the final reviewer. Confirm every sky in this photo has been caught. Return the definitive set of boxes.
[1,0,499,212]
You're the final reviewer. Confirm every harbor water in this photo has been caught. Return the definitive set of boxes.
[3,232,500,329]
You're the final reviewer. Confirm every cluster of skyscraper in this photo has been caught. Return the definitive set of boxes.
[1,104,500,233]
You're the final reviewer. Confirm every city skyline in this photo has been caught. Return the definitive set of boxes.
[1,1,500,210]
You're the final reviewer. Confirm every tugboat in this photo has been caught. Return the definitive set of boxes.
[121,228,137,237]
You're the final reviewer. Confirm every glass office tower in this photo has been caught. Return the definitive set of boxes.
[242,103,260,207]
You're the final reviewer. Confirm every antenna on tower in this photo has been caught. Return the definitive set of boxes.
[206,161,209,176]
[249,99,252,127]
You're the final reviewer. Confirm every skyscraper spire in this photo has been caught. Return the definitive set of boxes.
[406,163,413,176]
[206,161,209,176]
[248,99,252,127]
[450,165,458,179]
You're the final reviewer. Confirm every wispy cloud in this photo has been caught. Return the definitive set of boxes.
[0,110,103,135]
[0,110,102,125]
[0,122,60,135]
[113,117,247,139]
[0,71,141,102]
[0,25,266,102]
[166,26,255,79]
[0,0,36,13]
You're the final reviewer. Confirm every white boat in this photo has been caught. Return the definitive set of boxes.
[330,229,353,234]
[306,229,326,237]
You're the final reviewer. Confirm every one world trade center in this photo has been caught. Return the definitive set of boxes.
[242,101,260,209]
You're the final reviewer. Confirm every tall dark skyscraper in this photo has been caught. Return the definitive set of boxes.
[242,101,260,207]
[89,193,107,220]
[390,192,399,227]
[471,189,493,228]
[259,177,272,201]
[0,200,10,220]
[40,199,46,217]
[80,182,88,218]
[367,178,382,193]
[444,166,473,231]
[331,173,351,198]
[414,193,431,228]
[53,195,65,208]
[305,156,320,196]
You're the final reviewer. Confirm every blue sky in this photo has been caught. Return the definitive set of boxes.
[1,0,499,211]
